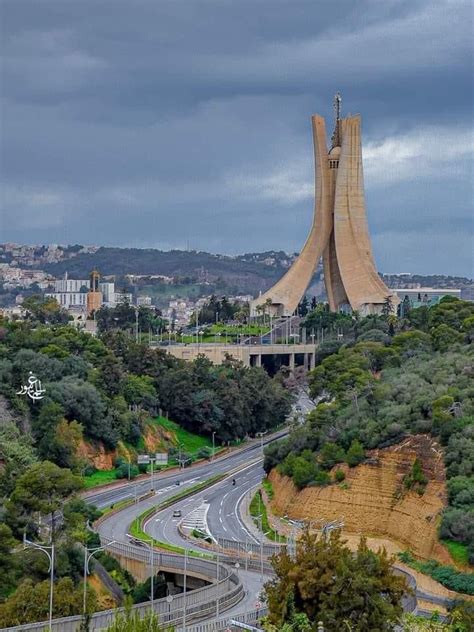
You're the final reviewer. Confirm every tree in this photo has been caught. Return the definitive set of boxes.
[265,529,406,631]
[0,421,37,496]
[10,461,83,541]
[298,296,309,317]
[345,439,366,467]
[21,295,69,325]
[382,295,393,316]
[0,524,18,599]
[38,418,84,470]
[0,577,94,627]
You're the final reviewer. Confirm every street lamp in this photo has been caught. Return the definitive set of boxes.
[83,540,116,614]
[139,537,155,613]
[24,535,54,632]
[166,593,173,617]
[134,307,139,343]
[212,431,216,461]
[182,547,188,629]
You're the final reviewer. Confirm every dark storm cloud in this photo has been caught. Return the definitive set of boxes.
[1,0,472,275]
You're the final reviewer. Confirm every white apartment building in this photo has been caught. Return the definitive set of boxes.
[100,282,116,307]
[53,278,90,292]
[46,291,88,309]
[137,295,152,306]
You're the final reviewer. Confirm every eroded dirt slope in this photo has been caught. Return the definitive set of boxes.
[270,435,451,562]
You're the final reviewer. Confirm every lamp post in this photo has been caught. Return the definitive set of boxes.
[183,547,188,629]
[83,540,116,614]
[166,593,173,619]
[24,535,54,632]
[139,538,155,613]
[134,307,139,343]
[216,545,220,618]
[212,431,216,461]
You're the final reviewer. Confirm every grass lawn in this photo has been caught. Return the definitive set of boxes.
[249,489,285,543]
[153,416,213,453]
[442,539,470,566]
[83,469,119,489]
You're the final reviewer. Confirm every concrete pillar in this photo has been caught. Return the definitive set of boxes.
[310,353,316,370]
[303,353,309,371]
[289,354,295,371]
[253,354,262,367]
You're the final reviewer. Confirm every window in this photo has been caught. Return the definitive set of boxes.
[329,160,339,169]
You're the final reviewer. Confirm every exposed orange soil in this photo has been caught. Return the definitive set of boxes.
[77,423,172,470]
[77,439,116,470]
[88,574,116,609]
[270,435,453,564]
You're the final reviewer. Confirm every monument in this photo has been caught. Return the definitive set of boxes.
[250,94,398,317]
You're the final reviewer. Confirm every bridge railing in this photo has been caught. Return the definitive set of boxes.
[0,537,245,632]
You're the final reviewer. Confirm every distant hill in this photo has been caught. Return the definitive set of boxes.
[22,245,474,300]
[42,247,298,295]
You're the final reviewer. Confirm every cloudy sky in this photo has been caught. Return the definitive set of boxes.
[1,0,473,275]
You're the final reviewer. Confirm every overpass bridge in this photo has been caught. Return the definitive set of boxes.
[162,342,317,370]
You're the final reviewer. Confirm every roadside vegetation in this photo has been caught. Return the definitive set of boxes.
[249,488,284,543]
[0,303,290,626]
[264,298,474,581]
[262,528,407,631]
[398,552,474,595]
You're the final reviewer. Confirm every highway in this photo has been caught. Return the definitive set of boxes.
[144,460,264,548]
[84,430,285,510]
[87,394,311,627]
[93,447,273,625]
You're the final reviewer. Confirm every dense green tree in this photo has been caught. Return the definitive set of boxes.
[265,529,406,631]
[0,422,37,496]
[345,439,366,467]
[0,524,18,599]
[319,442,346,469]
[9,461,82,541]
[21,295,70,325]
[0,577,95,627]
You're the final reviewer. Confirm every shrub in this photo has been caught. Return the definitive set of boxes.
[345,440,365,467]
[197,446,212,460]
[403,458,428,495]
[334,469,345,483]
[398,551,474,595]
[319,442,345,469]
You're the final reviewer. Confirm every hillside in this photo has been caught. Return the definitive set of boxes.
[270,435,449,562]
[40,248,296,295]
[20,245,472,299]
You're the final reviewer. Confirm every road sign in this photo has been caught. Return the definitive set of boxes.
[137,454,150,464]
[155,452,168,465]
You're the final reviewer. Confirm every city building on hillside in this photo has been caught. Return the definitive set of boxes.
[53,278,90,293]
[45,272,115,313]
[45,289,88,309]
[394,287,461,310]
[137,295,152,306]
[115,291,134,305]
[99,282,116,307]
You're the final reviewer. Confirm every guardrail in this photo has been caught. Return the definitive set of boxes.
[186,607,268,632]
